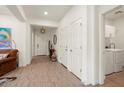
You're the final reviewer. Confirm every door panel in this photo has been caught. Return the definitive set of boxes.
[69,19,83,79]
[60,27,69,67]
[34,31,48,56]
[58,18,83,79]
[104,52,114,75]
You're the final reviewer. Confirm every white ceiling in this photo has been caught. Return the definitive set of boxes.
[0,5,13,16]
[31,24,57,32]
[22,5,72,22]
[105,6,124,20]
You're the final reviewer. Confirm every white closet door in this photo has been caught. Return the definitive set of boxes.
[68,26,73,71]
[59,29,63,63]
[60,27,69,67]
[69,19,83,79]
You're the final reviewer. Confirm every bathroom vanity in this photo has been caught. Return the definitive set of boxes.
[104,49,124,75]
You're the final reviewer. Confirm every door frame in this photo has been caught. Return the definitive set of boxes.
[99,5,121,84]
[34,29,49,56]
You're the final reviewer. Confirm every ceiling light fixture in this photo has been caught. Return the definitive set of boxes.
[40,26,46,33]
[44,11,48,15]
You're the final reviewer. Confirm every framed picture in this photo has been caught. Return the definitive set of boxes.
[0,27,12,48]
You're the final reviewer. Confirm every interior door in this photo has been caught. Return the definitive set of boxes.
[68,26,73,71]
[69,19,83,79]
[64,27,69,67]
[60,27,69,67]
[35,31,48,56]
[104,51,114,75]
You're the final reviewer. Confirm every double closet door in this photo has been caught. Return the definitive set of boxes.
[60,18,83,79]
[59,26,69,67]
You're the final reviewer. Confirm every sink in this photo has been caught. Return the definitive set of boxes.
[105,49,124,52]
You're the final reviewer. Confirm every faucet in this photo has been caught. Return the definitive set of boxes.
[109,43,115,49]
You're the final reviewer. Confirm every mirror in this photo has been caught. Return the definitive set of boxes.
[53,34,57,45]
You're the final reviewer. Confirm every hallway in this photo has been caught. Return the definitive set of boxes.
[0,56,84,87]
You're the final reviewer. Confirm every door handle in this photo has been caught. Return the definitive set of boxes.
[65,49,67,51]
[37,44,39,48]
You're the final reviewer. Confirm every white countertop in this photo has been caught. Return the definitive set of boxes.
[105,49,124,52]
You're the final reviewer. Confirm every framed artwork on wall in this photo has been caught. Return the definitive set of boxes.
[0,27,12,48]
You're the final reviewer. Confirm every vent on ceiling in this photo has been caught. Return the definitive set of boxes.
[115,10,123,14]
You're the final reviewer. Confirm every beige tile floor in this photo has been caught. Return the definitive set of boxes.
[0,55,124,87]
[0,56,84,87]
[98,71,124,87]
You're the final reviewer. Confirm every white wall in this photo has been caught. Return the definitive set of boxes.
[111,17,124,49]
[0,14,28,67]
[104,19,113,47]
[87,6,99,85]
[5,5,32,66]
[31,27,35,57]
[25,23,32,65]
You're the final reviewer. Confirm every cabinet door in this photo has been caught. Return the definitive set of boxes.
[104,52,114,75]
[114,63,123,72]
[114,51,124,72]
[115,51,124,64]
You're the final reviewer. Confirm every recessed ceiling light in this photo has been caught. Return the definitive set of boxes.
[44,11,48,15]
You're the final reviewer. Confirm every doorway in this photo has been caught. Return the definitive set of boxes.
[31,25,56,57]
[99,5,124,84]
